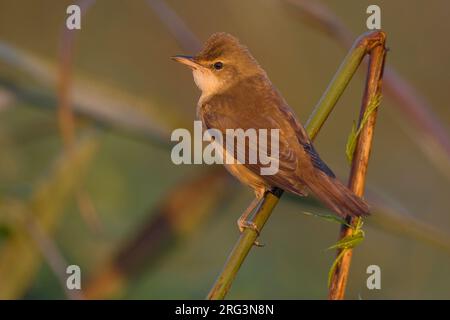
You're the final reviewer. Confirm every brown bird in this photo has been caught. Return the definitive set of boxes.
[172,32,369,234]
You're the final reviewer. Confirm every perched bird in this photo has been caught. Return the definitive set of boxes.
[172,32,369,234]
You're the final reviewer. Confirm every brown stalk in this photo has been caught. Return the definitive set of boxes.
[57,0,102,233]
[328,32,387,300]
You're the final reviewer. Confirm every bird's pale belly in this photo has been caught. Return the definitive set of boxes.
[224,163,269,199]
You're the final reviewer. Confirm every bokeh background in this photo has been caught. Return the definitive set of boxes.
[0,0,449,299]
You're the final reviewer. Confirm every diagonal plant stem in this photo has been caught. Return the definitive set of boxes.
[207,30,386,300]
[328,32,387,300]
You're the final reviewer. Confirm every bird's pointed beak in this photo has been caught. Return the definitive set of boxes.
[171,55,200,70]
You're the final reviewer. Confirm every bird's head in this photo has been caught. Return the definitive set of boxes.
[172,32,264,95]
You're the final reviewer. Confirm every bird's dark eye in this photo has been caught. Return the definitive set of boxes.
[213,61,223,70]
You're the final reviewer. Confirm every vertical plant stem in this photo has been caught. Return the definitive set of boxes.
[58,0,103,233]
[328,32,387,300]
[207,31,386,300]
[288,0,450,180]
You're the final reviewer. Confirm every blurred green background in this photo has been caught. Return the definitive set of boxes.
[0,0,449,299]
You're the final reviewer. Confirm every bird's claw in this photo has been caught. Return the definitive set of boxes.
[237,220,265,247]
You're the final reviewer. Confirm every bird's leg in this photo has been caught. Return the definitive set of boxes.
[237,197,260,233]
[237,194,264,247]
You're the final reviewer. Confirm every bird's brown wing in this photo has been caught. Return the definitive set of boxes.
[198,78,321,196]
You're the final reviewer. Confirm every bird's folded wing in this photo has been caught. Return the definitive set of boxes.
[199,99,308,196]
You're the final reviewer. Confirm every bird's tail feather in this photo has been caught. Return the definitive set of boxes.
[304,172,370,217]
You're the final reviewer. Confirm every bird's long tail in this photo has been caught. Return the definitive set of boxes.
[304,171,370,217]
